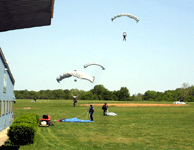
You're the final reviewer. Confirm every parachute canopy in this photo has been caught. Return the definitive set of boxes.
[111,13,139,23]
[58,117,93,123]
[173,101,186,105]
[106,110,117,116]
[56,70,95,83]
[84,63,105,70]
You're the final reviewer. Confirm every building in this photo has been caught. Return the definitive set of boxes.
[0,0,55,32]
[0,47,15,132]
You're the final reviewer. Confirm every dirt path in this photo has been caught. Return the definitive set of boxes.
[80,103,189,107]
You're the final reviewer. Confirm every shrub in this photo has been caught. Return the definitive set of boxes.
[7,113,39,145]
[7,122,37,145]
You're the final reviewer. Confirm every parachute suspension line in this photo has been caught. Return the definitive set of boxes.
[82,65,94,91]
[58,81,78,98]
[58,81,67,90]
[75,110,88,119]
[117,16,126,40]
[121,17,128,41]
[121,16,125,33]
[70,88,80,97]
[86,111,90,120]
[82,79,90,91]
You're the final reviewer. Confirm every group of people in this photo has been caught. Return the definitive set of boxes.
[71,95,110,121]
[87,103,108,121]
[71,95,109,121]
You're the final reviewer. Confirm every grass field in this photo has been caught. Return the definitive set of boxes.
[10,100,194,150]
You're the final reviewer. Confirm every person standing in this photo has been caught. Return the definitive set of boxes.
[102,103,108,116]
[88,104,94,121]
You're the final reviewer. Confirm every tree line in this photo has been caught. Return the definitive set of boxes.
[14,83,194,102]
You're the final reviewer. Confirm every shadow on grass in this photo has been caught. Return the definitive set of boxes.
[0,145,20,150]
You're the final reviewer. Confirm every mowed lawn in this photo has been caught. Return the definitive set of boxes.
[12,100,194,150]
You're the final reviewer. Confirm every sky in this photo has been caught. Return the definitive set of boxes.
[0,0,193,95]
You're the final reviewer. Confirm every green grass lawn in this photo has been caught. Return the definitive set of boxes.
[11,100,194,150]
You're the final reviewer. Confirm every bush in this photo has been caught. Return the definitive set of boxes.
[7,113,39,145]
[8,122,36,145]
[13,113,39,124]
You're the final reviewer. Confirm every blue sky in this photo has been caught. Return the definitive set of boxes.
[0,0,193,95]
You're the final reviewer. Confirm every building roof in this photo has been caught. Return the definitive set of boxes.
[0,47,15,85]
[0,0,55,32]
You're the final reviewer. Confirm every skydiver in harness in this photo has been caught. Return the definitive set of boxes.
[102,103,108,116]
[88,104,94,121]
[123,32,127,41]
[72,95,77,107]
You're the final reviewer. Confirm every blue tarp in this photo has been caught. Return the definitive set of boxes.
[60,117,93,123]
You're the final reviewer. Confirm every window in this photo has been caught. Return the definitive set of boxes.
[3,100,5,115]
[11,101,13,113]
[6,101,8,114]
[3,73,7,93]
[9,101,11,114]
[4,118,6,126]
[0,100,1,117]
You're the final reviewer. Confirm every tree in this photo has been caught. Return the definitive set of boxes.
[131,93,143,101]
[164,90,174,101]
[112,94,119,101]
[98,95,103,100]
[186,95,194,102]
[45,89,53,99]
[91,85,107,96]
[182,82,190,89]
[113,91,120,100]
[90,85,110,100]
[80,91,93,100]
[143,91,157,101]
[156,92,165,101]
[117,87,130,101]
[181,83,190,101]
[52,89,64,100]
[70,88,80,96]
[93,94,98,100]
[103,90,114,100]
[23,89,30,99]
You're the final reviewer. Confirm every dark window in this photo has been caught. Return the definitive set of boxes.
[6,101,8,114]
[9,101,11,114]
[3,100,5,115]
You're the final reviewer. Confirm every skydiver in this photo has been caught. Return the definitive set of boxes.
[123,32,127,41]
[88,104,94,121]
[72,95,77,107]
[34,97,37,102]
[102,103,108,116]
